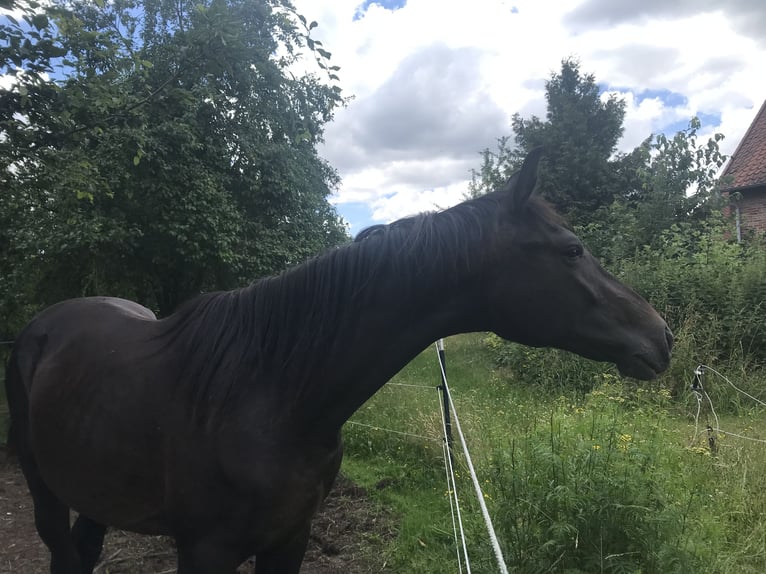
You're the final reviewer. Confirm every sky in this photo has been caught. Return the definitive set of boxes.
[291,0,766,235]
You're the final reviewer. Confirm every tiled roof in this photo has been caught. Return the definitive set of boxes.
[721,100,766,191]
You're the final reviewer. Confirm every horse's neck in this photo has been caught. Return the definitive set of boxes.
[285,233,488,431]
[330,293,483,419]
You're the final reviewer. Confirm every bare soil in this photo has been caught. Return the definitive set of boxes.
[0,453,395,573]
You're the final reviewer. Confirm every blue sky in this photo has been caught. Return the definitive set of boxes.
[354,0,407,21]
[292,0,766,235]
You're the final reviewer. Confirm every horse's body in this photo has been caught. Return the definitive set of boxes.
[5,149,673,573]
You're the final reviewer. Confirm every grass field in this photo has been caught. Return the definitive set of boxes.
[342,333,766,573]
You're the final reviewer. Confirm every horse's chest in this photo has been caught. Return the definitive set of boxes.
[170,432,343,548]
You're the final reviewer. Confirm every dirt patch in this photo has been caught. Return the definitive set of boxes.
[0,456,395,573]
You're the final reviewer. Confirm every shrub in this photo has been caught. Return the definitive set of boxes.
[485,386,717,573]
[616,222,766,363]
[483,333,615,395]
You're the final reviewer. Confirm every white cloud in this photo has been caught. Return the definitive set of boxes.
[0,74,17,90]
[367,179,470,222]
[293,0,766,227]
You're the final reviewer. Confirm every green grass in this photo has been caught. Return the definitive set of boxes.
[342,333,766,573]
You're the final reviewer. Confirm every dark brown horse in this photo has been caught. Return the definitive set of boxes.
[5,148,672,573]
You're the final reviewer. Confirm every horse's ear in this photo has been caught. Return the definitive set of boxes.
[502,146,544,214]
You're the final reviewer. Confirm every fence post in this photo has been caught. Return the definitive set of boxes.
[437,338,454,453]
[693,365,717,455]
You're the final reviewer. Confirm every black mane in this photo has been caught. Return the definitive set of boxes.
[161,193,558,418]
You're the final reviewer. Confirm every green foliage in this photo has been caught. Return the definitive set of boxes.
[488,388,708,573]
[617,222,766,365]
[467,135,517,199]
[583,118,728,262]
[627,118,726,237]
[514,58,626,223]
[469,58,626,226]
[467,59,727,264]
[0,0,349,324]
[484,333,613,395]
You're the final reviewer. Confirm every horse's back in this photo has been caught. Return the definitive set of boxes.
[14,297,156,382]
[14,297,157,389]
[22,296,156,333]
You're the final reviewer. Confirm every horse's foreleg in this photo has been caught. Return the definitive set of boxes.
[255,523,311,574]
[71,515,106,573]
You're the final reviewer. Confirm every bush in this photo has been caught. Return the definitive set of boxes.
[486,385,717,573]
[483,334,616,395]
[617,222,766,363]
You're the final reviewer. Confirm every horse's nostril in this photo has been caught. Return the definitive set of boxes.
[665,326,674,351]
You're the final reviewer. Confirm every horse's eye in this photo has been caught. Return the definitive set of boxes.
[564,245,584,260]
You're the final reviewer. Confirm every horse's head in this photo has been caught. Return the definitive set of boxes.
[485,148,672,380]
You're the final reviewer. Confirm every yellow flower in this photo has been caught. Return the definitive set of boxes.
[618,440,631,453]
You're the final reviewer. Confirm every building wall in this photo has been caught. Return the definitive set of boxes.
[738,186,766,235]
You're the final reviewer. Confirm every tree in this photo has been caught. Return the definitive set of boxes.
[469,58,626,225]
[1,0,348,321]
[624,118,726,244]
[468,58,727,263]
[585,118,727,262]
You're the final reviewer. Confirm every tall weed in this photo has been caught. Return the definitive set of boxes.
[485,383,738,573]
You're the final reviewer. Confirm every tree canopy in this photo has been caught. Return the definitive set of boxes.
[469,58,626,220]
[1,0,348,325]
[469,58,727,261]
